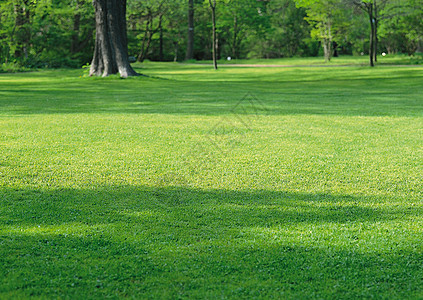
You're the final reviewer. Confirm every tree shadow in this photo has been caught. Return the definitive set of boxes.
[0,68,422,116]
[1,185,419,227]
[1,185,422,298]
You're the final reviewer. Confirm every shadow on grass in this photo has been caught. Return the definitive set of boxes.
[1,185,420,226]
[0,68,422,116]
[1,185,422,298]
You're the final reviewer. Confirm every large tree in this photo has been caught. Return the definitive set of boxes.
[380,0,423,55]
[349,0,378,66]
[347,0,413,66]
[90,0,138,77]
[296,0,347,62]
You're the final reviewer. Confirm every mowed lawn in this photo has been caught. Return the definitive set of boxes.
[0,60,422,299]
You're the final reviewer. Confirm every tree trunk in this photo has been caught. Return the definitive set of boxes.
[138,17,154,63]
[186,0,194,60]
[373,0,378,62]
[368,4,375,67]
[137,14,151,62]
[323,38,331,62]
[323,23,332,62]
[374,20,378,62]
[137,9,160,63]
[209,0,217,70]
[90,0,138,78]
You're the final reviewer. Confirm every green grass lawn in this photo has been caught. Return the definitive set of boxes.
[189,53,423,66]
[0,59,422,299]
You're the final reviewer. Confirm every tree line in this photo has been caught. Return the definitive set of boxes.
[1,0,422,69]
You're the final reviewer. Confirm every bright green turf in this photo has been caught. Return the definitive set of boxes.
[0,58,422,299]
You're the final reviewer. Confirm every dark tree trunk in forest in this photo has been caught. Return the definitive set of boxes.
[368,4,375,67]
[186,0,195,60]
[209,0,217,70]
[232,15,237,59]
[374,20,378,62]
[373,0,378,62]
[90,0,138,78]
[333,42,339,57]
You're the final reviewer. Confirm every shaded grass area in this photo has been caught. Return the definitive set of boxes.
[1,186,422,299]
[1,63,422,117]
[0,61,422,298]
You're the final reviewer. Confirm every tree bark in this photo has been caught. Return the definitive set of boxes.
[185,0,195,60]
[90,0,138,78]
[323,38,331,62]
[322,22,332,62]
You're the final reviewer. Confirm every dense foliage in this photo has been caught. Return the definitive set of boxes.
[0,0,422,68]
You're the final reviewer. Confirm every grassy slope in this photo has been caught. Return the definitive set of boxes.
[0,59,422,299]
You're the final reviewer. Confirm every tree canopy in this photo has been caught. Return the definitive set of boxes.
[0,0,422,69]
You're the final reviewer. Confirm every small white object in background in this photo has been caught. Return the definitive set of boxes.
[360,52,364,56]
[382,52,386,57]
[227,57,232,61]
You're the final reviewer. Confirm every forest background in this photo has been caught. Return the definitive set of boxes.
[1,0,423,70]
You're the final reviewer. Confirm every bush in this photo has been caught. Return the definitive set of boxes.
[0,62,28,73]
[23,56,80,69]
